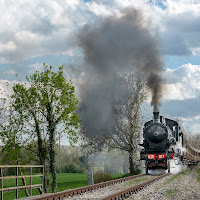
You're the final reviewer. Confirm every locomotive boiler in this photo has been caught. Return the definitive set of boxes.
[140,112,178,174]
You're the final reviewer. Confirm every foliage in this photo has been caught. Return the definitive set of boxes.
[55,145,87,173]
[79,155,89,170]
[0,88,35,165]
[93,170,113,184]
[117,169,142,177]
[61,163,85,173]
[12,64,81,192]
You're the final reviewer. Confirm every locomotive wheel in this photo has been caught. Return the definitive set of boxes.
[167,161,170,173]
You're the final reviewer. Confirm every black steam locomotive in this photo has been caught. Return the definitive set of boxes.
[140,112,180,174]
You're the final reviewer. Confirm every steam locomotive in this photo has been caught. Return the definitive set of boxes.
[140,112,180,174]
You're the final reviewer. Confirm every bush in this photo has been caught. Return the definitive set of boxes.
[94,170,113,184]
[114,168,142,179]
[62,163,85,173]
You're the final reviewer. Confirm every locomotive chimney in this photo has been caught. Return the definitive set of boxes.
[153,112,160,122]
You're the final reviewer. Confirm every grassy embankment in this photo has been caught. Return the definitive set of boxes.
[154,168,189,199]
[165,166,200,199]
[2,173,124,200]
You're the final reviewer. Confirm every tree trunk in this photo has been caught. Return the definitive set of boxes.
[47,103,57,193]
[35,119,49,193]
[49,130,57,193]
[129,150,135,174]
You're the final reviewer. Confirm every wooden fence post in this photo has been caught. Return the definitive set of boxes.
[42,166,44,194]
[0,167,3,200]
[16,166,18,199]
[0,165,43,199]
[30,167,32,196]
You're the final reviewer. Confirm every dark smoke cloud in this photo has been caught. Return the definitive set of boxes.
[76,8,164,136]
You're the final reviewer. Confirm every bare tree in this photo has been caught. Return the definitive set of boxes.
[186,131,200,150]
[105,74,147,173]
[175,118,200,150]
[80,74,147,174]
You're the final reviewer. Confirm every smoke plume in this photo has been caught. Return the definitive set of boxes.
[77,8,164,136]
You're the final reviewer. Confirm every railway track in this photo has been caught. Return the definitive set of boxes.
[28,173,169,200]
[101,173,169,200]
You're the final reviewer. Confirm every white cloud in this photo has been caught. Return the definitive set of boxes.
[3,70,17,75]
[2,0,200,63]
[0,0,155,64]
[28,63,44,72]
[64,49,75,57]
[160,0,200,55]
[0,41,17,53]
[0,0,88,63]
[163,63,200,101]
[86,2,113,16]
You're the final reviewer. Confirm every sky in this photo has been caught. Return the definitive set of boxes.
[1,0,200,143]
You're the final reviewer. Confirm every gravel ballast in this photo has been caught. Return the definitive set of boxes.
[64,175,155,200]
[127,166,200,200]
[22,166,200,200]
[65,166,200,200]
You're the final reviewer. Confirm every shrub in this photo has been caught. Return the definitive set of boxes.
[114,168,141,179]
[94,170,113,184]
[62,163,85,173]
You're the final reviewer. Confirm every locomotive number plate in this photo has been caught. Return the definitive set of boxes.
[158,154,166,160]
[147,154,155,159]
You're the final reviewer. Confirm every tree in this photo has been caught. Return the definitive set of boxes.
[12,64,80,192]
[80,74,147,174]
[175,119,200,150]
[0,85,30,165]
[107,74,147,173]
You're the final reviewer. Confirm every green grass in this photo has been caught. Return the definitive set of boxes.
[2,173,126,200]
[56,173,87,192]
[163,168,189,185]
[111,174,125,179]
[167,187,179,199]
[2,173,88,200]
[124,176,153,186]
[2,176,44,200]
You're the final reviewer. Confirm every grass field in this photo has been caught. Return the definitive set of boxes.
[2,173,124,200]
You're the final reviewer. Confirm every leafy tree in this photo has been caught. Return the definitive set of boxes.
[12,64,80,192]
[0,112,24,164]
[0,87,30,165]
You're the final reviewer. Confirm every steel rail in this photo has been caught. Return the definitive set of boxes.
[28,174,147,200]
[101,173,170,200]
